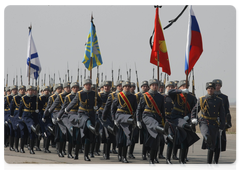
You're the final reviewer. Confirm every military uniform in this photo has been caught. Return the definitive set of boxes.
[136,79,165,164]
[191,82,225,164]
[111,81,137,163]
[65,79,102,161]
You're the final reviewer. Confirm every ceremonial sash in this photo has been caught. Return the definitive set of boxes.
[119,92,133,115]
[145,92,165,126]
[179,93,191,111]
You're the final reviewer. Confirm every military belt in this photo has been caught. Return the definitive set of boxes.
[69,109,78,112]
[4,108,10,111]
[165,112,172,115]
[144,109,157,113]
[201,114,218,120]
[79,106,93,112]
[54,108,61,111]
[23,109,35,113]
[117,108,130,114]
[173,107,185,113]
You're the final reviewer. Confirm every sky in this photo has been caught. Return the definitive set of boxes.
[3,5,236,104]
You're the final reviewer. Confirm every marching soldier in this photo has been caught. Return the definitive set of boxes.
[102,80,124,155]
[18,85,41,154]
[158,81,165,93]
[111,80,137,163]
[45,82,71,157]
[212,79,231,163]
[130,82,136,94]
[135,80,149,160]
[38,86,52,153]
[166,80,200,164]
[64,79,102,161]
[5,85,18,151]
[136,79,165,164]
[57,82,81,160]
[9,85,27,153]
[6,86,11,96]
[191,82,225,164]
[98,81,114,160]
[174,80,179,89]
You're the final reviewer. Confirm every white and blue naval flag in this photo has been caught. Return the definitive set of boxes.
[26,29,41,80]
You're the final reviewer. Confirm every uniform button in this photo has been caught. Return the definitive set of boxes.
[214,105,215,107]
[214,112,215,114]
[213,124,215,125]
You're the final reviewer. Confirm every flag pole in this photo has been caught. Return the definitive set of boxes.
[28,24,32,85]
[90,57,92,80]
[157,51,159,81]
[184,69,189,116]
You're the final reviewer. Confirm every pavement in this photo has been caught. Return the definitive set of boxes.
[4,133,236,164]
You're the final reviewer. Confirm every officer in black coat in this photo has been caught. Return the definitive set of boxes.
[57,82,80,160]
[213,79,231,155]
[102,80,124,154]
[191,82,225,164]
[136,79,165,164]
[111,81,137,163]
[135,80,149,160]
[166,80,200,164]
[64,79,102,161]
[9,85,27,153]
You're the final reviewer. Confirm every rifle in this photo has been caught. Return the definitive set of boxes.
[16,69,18,86]
[6,73,8,87]
[111,63,114,91]
[192,68,195,96]
[129,68,131,82]
[71,76,72,82]
[126,64,128,81]
[80,69,82,87]
[117,68,120,80]
[58,71,61,84]
[101,72,103,82]
[67,62,69,82]
[164,73,166,85]
[135,63,140,92]
[65,74,67,82]
[84,69,86,79]
[44,74,46,86]
[153,67,155,79]
[49,74,51,88]
[53,73,55,87]
[77,62,79,83]
[20,68,23,85]
[13,78,15,85]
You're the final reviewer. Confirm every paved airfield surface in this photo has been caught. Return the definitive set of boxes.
[0,134,240,170]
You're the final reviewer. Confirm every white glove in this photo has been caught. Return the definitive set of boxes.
[191,118,198,125]
[18,117,22,120]
[57,117,61,122]
[137,121,142,129]
[10,115,14,118]
[219,129,223,135]
[181,89,189,94]
[35,109,39,113]
[52,118,56,125]
[65,108,69,113]
[42,118,46,123]
[94,106,98,111]
[183,116,189,121]
[114,120,119,126]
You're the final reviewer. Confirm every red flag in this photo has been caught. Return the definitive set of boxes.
[150,8,171,75]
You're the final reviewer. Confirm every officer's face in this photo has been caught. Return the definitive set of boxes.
[130,86,135,92]
[56,87,63,93]
[150,83,158,91]
[117,85,123,92]
[141,85,148,92]
[72,86,79,93]
[158,86,164,93]
[207,87,215,95]
[104,85,111,92]
[12,89,18,95]
[64,86,71,93]
[84,83,91,91]
[215,84,221,91]
[27,89,34,96]
[44,90,50,95]
[166,85,174,92]
[123,85,130,92]
[19,89,26,95]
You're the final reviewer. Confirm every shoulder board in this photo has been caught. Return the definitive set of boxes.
[216,96,223,100]
[50,94,56,98]
[66,93,72,97]
[135,92,140,95]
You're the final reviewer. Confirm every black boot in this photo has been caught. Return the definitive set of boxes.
[107,125,115,135]
[74,144,80,160]
[214,148,220,164]
[142,145,147,160]
[9,136,15,151]
[0,136,4,150]
[128,143,135,159]
[166,145,173,164]
[207,149,214,164]
[185,147,189,162]
[79,143,83,153]
[58,142,64,157]
[20,138,25,153]
[112,141,118,154]
[149,149,155,164]
[47,126,55,136]
[103,143,107,159]
[14,137,19,152]
[35,139,42,151]
[44,138,51,153]
[84,143,91,161]
[172,146,179,160]
[31,124,40,136]
[106,141,111,159]
[179,148,186,164]
[29,139,35,154]
[94,142,100,156]
[118,146,122,162]
[122,146,129,163]
[90,142,95,158]
[67,142,74,158]
[158,141,165,159]
[154,150,159,163]
[62,141,66,155]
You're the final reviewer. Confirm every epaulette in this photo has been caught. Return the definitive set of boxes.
[135,92,140,96]
[216,96,223,101]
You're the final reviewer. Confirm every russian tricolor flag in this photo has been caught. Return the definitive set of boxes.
[185,6,203,75]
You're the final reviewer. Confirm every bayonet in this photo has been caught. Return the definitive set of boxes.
[135,63,140,92]
[58,71,61,84]
[67,62,69,82]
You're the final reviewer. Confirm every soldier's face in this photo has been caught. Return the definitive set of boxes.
[27,89,34,96]
[56,87,63,93]
[215,84,221,91]
[150,84,158,91]
[44,90,49,95]
[84,83,91,91]
[19,89,25,95]
[158,86,164,92]
[141,85,148,92]
[7,91,11,95]
[117,85,123,92]
[71,86,79,93]
[4,91,6,95]
[12,89,18,95]
[100,87,104,91]
[207,87,215,95]
[130,86,135,92]
[104,85,111,92]
[166,85,174,92]
[64,86,71,93]
[179,84,186,90]
[123,85,130,92]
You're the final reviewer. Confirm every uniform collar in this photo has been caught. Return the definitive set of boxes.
[123,90,131,96]
[18,93,24,97]
[103,90,110,95]
[71,91,76,95]
[83,88,91,93]
[205,94,215,99]
[214,90,222,95]
[27,94,34,97]
[148,89,158,95]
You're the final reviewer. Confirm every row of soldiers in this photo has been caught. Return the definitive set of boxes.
[4,78,231,164]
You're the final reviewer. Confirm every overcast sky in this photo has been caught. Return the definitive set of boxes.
[3,5,236,103]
